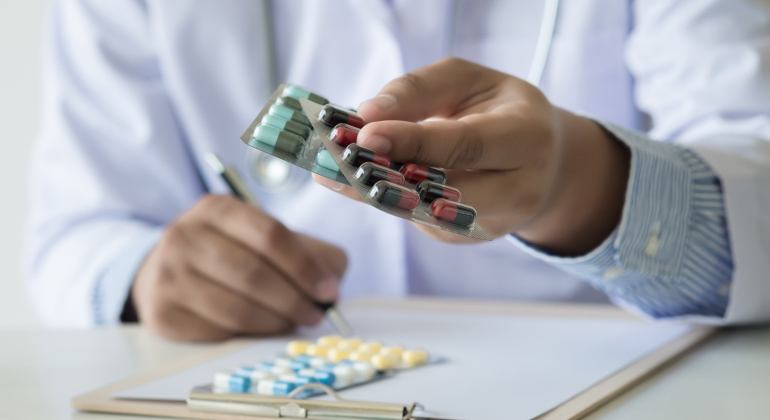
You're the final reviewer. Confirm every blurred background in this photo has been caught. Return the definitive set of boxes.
[0,1,47,329]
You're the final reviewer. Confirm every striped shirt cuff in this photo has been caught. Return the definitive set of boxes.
[508,121,733,319]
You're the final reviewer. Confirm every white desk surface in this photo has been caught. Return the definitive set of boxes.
[2,307,769,420]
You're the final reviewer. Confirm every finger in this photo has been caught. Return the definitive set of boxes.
[357,57,510,123]
[149,304,234,342]
[189,196,341,301]
[184,226,325,326]
[297,233,348,279]
[171,267,294,335]
[312,173,365,203]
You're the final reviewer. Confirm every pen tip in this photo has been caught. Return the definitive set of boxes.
[205,153,225,174]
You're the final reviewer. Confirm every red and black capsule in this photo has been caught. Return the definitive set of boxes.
[342,144,391,168]
[354,162,405,186]
[330,123,360,146]
[319,104,366,129]
[369,181,419,211]
[431,199,477,227]
[416,180,461,203]
[400,163,447,184]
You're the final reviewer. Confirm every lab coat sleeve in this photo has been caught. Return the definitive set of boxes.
[24,0,205,327]
[513,0,770,325]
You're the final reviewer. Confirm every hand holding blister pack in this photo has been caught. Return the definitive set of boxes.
[240,84,492,241]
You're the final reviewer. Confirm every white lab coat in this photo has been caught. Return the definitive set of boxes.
[26,0,770,327]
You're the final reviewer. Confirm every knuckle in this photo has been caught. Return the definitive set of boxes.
[259,218,290,247]
[396,71,428,96]
[447,125,485,168]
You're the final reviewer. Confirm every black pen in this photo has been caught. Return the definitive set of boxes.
[205,153,353,337]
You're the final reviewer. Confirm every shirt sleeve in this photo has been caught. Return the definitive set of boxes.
[508,122,733,320]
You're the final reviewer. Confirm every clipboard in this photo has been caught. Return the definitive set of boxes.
[72,298,716,420]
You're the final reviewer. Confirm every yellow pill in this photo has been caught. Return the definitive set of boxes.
[306,344,331,357]
[370,354,398,370]
[327,348,350,363]
[358,341,382,353]
[286,340,311,357]
[402,349,428,367]
[317,335,342,347]
[337,338,362,351]
[379,346,404,358]
[348,351,374,362]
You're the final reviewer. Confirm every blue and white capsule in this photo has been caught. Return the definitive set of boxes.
[274,357,309,372]
[278,373,315,386]
[256,380,296,396]
[282,85,329,105]
[269,104,312,127]
[261,114,311,140]
[236,366,276,382]
[296,368,335,386]
[316,149,340,172]
[213,372,251,393]
[257,362,294,376]
[250,124,304,155]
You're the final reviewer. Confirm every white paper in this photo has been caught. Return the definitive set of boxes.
[113,307,690,419]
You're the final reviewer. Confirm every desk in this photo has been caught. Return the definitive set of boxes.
[2,307,769,419]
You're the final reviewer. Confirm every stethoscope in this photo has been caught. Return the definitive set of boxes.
[247,0,560,192]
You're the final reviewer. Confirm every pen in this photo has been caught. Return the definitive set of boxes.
[205,153,354,337]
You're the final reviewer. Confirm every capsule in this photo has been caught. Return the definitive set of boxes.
[431,199,477,227]
[342,144,390,168]
[371,354,399,371]
[379,346,404,358]
[349,351,375,362]
[296,369,335,386]
[319,104,365,129]
[327,348,350,363]
[276,95,304,113]
[236,367,276,382]
[317,335,342,347]
[278,373,315,386]
[330,124,360,146]
[251,124,304,155]
[261,114,311,140]
[274,357,309,371]
[400,163,446,184]
[369,181,420,211]
[354,163,405,186]
[358,342,382,353]
[256,380,296,396]
[416,180,461,203]
[286,340,312,357]
[402,349,429,367]
[316,149,340,172]
[306,344,331,357]
[213,372,251,393]
[269,103,312,127]
[257,362,294,376]
[352,361,376,382]
[282,85,329,105]
[336,337,362,351]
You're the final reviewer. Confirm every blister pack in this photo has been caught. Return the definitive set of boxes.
[240,84,492,241]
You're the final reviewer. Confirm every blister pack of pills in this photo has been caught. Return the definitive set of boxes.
[205,335,439,398]
[240,84,492,241]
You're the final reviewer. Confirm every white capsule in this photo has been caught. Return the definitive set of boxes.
[256,380,296,396]
[309,356,328,369]
[332,365,356,387]
[352,361,376,382]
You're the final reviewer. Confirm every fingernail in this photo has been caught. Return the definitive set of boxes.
[361,134,392,154]
[361,94,397,112]
[305,308,324,326]
[315,276,339,301]
[313,174,345,191]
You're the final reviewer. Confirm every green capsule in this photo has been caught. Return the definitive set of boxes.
[316,149,340,172]
[269,104,311,127]
[261,114,310,140]
[250,124,304,155]
[276,96,304,113]
[282,85,329,105]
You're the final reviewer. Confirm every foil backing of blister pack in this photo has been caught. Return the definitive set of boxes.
[300,98,493,241]
[239,84,350,185]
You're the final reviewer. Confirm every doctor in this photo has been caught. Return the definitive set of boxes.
[26,0,770,341]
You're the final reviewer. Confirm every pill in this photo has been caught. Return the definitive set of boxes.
[336,337,362,351]
[256,380,296,396]
[369,181,420,211]
[330,123,360,146]
[358,342,383,353]
[317,335,342,347]
[236,367,276,382]
[308,357,328,369]
[349,351,375,362]
[371,354,399,371]
[276,95,304,113]
[400,163,447,184]
[319,104,365,129]
[257,362,294,376]
[416,180,461,203]
[379,346,404,358]
[306,344,331,357]
[352,361,376,382]
[286,340,312,357]
[331,365,356,387]
[269,103,312,127]
[296,369,335,385]
[431,199,477,227]
[274,357,309,371]
[279,373,315,385]
[315,363,337,373]
[261,114,311,140]
[402,349,429,367]
[354,162,405,186]
[314,149,339,172]
[327,348,350,363]
[389,161,404,172]
[342,144,391,168]
[251,124,304,155]
[213,372,251,393]
[282,85,329,105]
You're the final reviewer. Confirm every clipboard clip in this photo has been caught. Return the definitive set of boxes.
[188,382,420,419]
